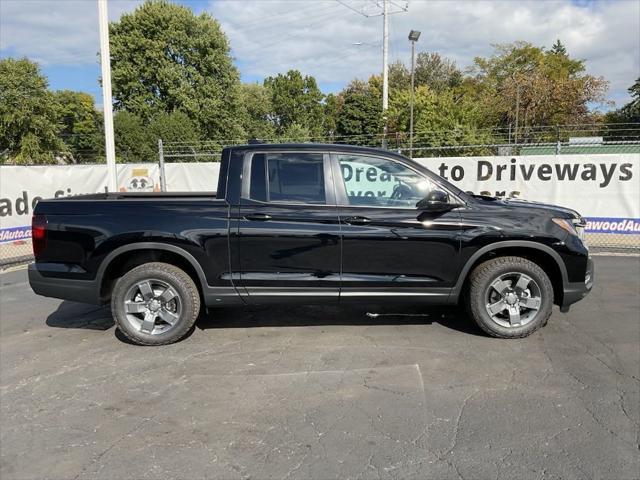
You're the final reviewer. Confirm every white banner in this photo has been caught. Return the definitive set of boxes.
[415,154,640,235]
[1,154,639,243]
[0,163,218,243]
[165,163,220,191]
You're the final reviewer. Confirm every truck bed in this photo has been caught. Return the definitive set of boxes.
[44,191,217,201]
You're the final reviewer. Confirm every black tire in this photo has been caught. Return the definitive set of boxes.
[111,262,200,345]
[466,256,553,338]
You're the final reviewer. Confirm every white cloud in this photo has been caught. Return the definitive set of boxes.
[210,0,640,106]
[0,0,141,65]
[1,0,637,107]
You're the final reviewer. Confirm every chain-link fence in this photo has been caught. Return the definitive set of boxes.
[158,123,640,159]
[0,241,33,268]
[2,124,639,268]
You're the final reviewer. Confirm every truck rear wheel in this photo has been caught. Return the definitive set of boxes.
[111,262,201,345]
[466,256,553,338]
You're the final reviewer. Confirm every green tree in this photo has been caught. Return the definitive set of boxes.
[113,111,155,163]
[149,111,202,161]
[54,90,103,162]
[323,93,342,140]
[109,0,244,141]
[388,60,411,90]
[335,77,382,145]
[263,70,324,138]
[0,58,61,164]
[240,83,275,141]
[471,42,608,134]
[389,53,462,92]
[148,111,199,145]
[415,52,463,91]
[114,110,201,163]
[278,123,312,143]
[388,85,492,155]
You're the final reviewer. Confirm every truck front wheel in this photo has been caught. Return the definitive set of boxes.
[111,262,201,345]
[466,256,554,338]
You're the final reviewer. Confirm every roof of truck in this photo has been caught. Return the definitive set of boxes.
[226,143,408,158]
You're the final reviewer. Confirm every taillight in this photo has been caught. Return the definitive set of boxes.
[32,214,47,257]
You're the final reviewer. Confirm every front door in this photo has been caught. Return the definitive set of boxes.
[332,153,462,302]
[236,151,341,304]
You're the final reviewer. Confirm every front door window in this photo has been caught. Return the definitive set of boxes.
[337,154,447,208]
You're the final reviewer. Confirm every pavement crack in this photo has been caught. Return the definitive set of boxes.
[439,388,479,467]
[72,416,150,480]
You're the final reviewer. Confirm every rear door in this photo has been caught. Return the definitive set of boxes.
[331,152,462,301]
[236,150,341,304]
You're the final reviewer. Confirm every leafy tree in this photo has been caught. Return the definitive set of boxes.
[277,123,311,143]
[415,52,463,91]
[0,58,61,164]
[335,77,382,145]
[388,60,411,90]
[149,111,202,161]
[389,53,462,92]
[263,70,324,137]
[240,83,276,141]
[388,85,493,154]
[109,0,244,141]
[323,93,342,140]
[471,41,608,134]
[148,111,199,145]
[113,110,201,163]
[54,90,103,162]
[113,111,155,163]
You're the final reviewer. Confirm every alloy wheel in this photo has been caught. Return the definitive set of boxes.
[123,279,182,335]
[484,272,542,328]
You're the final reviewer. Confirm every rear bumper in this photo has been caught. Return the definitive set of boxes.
[28,264,101,305]
[561,257,594,310]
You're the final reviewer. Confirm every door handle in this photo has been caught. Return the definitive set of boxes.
[343,216,371,225]
[244,213,272,221]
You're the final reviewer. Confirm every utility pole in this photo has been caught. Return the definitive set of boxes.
[98,0,117,192]
[335,0,407,149]
[381,0,389,148]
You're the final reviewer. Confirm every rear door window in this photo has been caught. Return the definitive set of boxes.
[250,153,326,204]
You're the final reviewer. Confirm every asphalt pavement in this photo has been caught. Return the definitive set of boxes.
[0,256,638,480]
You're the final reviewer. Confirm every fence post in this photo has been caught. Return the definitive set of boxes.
[555,125,561,155]
[158,138,167,192]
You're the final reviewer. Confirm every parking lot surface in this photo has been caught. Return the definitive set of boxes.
[1,256,638,480]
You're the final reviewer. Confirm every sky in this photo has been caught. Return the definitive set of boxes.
[1,0,638,111]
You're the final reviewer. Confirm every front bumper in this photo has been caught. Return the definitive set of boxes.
[29,264,101,305]
[560,256,594,311]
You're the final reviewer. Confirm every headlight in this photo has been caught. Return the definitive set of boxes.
[552,218,587,245]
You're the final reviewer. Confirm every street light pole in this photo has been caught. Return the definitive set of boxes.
[381,0,389,148]
[98,0,117,192]
[408,30,421,158]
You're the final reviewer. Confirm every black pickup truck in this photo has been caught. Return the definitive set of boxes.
[29,143,593,345]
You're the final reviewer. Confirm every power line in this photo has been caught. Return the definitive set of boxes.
[236,8,346,57]
[222,2,333,32]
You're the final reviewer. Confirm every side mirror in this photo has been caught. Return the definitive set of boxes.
[416,190,460,212]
